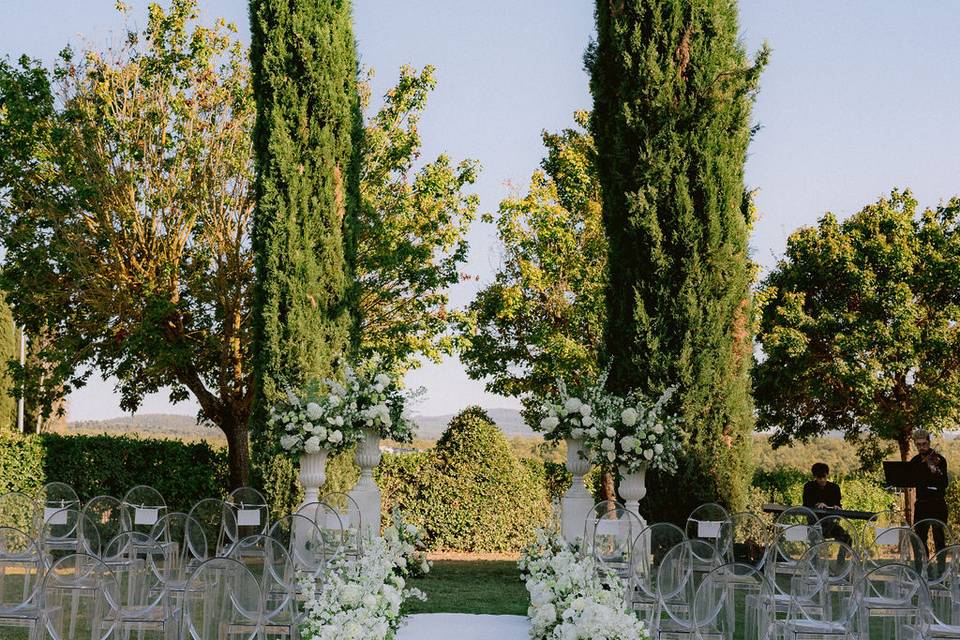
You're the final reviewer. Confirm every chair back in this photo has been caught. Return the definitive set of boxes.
[150,511,207,583]
[39,482,80,520]
[120,485,166,534]
[657,540,720,631]
[187,498,230,557]
[766,524,822,597]
[686,503,728,544]
[582,500,626,555]
[693,562,768,640]
[103,531,168,612]
[0,526,43,614]
[81,495,125,550]
[0,491,39,536]
[181,557,262,640]
[913,518,955,557]
[321,491,364,554]
[41,508,101,559]
[268,514,326,577]
[717,512,769,569]
[922,543,960,627]
[864,525,926,569]
[774,505,817,527]
[592,505,643,578]
[41,553,121,640]
[226,487,269,545]
[630,522,685,601]
[298,501,346,562]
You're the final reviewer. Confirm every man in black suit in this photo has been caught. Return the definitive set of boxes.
[802,462,852,546]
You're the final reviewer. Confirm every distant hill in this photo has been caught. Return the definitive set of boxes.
[65,407,533,442]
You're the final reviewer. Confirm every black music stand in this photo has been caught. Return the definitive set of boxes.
[883,461,919,488]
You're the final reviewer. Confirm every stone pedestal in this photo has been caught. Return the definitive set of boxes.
[618,462,649,521]
[348,427,382,536]
[561,437,594,545]
[299,448,329,508]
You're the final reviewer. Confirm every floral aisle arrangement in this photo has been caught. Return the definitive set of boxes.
[519,529,649,640]
[584,386,682,473]
[299,511,429,640]
[270,382,364,456]
[384,508,431,578]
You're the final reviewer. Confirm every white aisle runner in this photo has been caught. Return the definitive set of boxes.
[397,613,530,640]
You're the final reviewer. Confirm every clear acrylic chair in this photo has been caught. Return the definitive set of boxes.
[592,505,644,580]
[775,506,818,528]
[180,557,262,640]
[0,526,43,639]
[798,539,860,624]
[297,501,346,564]
[268,514,326,585]
[0,492,40,537]
[857,562,928,639]
[319,491,363,559]
[913,518,954,560]
[763,523,824,619]
[39,483,80,524]
[120,485,166,535]
[41,553,121,640]
[686,503,729,546]
[655,539,721,637]
[779,551,863,640]
[861,509,905,549]
[149,511,207,580]
[81,495,126,553]
[186,498,230,557]
[101,531,171,640]
[629,522,685,633]
[225,487,270,549]
[922,544,960,629]
[693,562,771,640]
[40,508,101,561]
[226,534,298,639]
[717,512,770,570]
[581,500,626,558]
[816,513,859,549]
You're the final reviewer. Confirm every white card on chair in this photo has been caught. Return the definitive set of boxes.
[697,520,722,539]
[238,509,260,526]
[134,508,159,526]
[874,526,899,545]
[785,526,809,542]
[44,507,68,525]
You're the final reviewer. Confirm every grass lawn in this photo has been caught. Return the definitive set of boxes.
[403,560,529,616]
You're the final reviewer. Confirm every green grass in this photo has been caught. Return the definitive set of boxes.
[403,560,529,615]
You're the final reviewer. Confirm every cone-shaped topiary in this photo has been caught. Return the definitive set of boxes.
[420,407,551,552]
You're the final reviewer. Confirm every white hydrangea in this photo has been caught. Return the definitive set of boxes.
[621,407,639,426]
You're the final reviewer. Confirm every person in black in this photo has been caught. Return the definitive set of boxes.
[802,462,852,546]
[911,429,949,557]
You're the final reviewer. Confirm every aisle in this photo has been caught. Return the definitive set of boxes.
[397,613,530,639]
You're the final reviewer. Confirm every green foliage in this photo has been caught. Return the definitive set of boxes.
[0,1,257,485]
[587,0,769,520]
[458,113,606,415]
[357,65,479,374]
[248,0,361,449]
[0,298,17,430]
[755,190,960,466]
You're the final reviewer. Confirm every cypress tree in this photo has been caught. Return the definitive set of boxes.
[588,0,768,520]
[0,297,17,430]
[248,0,361,450]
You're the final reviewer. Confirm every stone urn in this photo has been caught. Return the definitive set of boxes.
[619,462,649,523]
[348,427,382,536]
[561,437,594,544]
[299,448,330,507]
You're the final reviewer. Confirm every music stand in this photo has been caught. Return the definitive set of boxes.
[883,461,919,488]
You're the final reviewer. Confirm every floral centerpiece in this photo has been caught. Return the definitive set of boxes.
[270,382,365,456]
[586,386,682,473]
[344,361,419,442]
[533,375,611,442]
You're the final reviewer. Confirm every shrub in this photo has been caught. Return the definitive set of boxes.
[417,407,552,552]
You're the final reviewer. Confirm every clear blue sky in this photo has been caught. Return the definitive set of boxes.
[2,1,959,421]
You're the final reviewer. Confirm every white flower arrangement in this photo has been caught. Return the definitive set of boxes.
[586,386,682,474]
[270,383,364,456]
[520,529,649,640]
[299,511,429,640]
[533,375,613,443]
[345,361,420,443]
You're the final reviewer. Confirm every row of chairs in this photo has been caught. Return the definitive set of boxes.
[0,483,366,639]
[583,501,960,639]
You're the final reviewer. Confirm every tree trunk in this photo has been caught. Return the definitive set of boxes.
[897,432,914,524]
[602,470,616,504]
[223,418,251,489]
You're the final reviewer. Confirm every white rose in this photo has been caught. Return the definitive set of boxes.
[621,436,637,451]
[643,448,654,460]
[315,426,327,441]
[375,373,391,387]
[305,402,322,420]
[304,436,321,454]
[653,424,664,435]
[621,407,639,426]
[328,430,343,444]
[279,435,299,450]
[563,397,583,414]
[581,415,594,427]
[570,428,584,439]
[654,443,664,454]
[362,593,378,608]
[373,383,384,393]
[328,394,341,407]
[541,416,560,431]
[605,427,616,438]
[606,450,616,462]
[601,438,615,451]
[588,427,598,438]
[579,404,592,417]
[341,583,362,606]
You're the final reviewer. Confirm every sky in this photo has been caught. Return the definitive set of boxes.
[1,1,959,421]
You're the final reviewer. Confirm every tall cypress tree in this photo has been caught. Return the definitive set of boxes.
[249,0,361,451]
[588,0,768,521]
